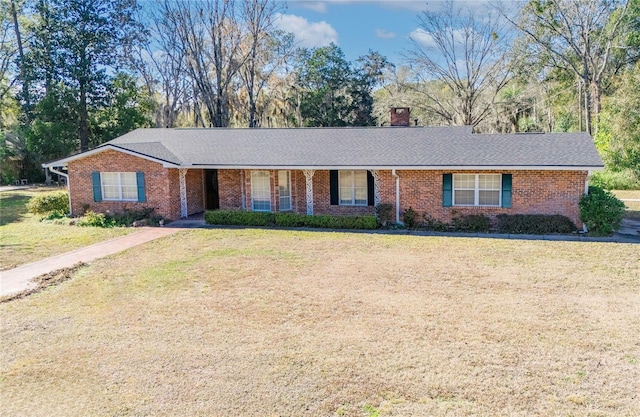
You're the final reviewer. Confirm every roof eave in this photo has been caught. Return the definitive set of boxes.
[188,164,604,171]
[41,144,181,168]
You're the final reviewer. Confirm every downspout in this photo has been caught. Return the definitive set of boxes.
[392,169,401,224]
[48,166,72,216]
[583,170,591,233]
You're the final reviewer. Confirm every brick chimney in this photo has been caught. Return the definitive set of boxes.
[390,107,410,126]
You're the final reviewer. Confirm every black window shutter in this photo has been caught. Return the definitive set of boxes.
[330,170,339,205]
[367,171,374,206]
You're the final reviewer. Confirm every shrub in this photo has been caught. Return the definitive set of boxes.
[401,207,418,228]
[39,209,68,222]
[579,186,626,236]
[423,214,449,232]
[496,214,577,234]
[76,211,117,228]
[273,212,306,227]
[27,191,69,215]
[205,210,273,226]
[109,207,162,227]
[375,203,394,226]
[204,210,377,230]
[590,169,640,190]
[452,214,490,232]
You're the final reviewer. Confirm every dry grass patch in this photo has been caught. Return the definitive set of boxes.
[1,229,639,416]
[612,190,640,219]
[0,188,133,270]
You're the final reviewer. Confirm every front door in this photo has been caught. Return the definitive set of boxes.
[205,169,220,210]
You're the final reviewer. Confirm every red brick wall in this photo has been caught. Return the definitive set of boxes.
[69,151,587,227]
[186,169,204,215]
[393,170,586,227]
[166,169,180,219]
[218,169,243,209]
[68,150,178,219]
[312,170,375,216]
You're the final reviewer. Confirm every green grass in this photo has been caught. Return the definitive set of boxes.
[0,188,134,270]
[1,228,639,416]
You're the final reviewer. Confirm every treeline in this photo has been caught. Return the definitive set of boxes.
[1,0,639,187]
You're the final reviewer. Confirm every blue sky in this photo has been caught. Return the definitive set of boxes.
[275,0,498,65]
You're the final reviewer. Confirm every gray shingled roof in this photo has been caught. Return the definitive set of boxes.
[50,126,604,169]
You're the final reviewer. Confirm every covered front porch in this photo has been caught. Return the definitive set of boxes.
[175,168,386,219]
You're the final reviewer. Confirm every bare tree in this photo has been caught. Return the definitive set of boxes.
[239,0,292,127]
[502,0,634,135]
[130,5,190,128]
[155,0,248,127]
[406,0,512,129]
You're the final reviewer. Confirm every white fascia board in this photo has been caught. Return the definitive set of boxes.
[41,145,180,168]
[188,165,604,171]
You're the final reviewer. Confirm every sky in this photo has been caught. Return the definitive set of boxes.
[274,0,501,65]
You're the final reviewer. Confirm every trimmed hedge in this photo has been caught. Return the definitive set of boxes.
[204,210,378,230]
[452,214,491,232]
[496,214,577,234]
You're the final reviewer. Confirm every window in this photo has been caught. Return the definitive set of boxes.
[101,172,138,201]
[453,174,501,206]
[251,171,271,211]
[339,170,367,206]
[278,170,291,211]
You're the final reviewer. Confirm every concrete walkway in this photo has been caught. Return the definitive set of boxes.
[0,226,183,298]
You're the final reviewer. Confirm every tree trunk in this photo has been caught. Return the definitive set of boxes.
[78,80,90,151]
[590,80,601,135]
[582,60,593,136]
[10,0,30,118]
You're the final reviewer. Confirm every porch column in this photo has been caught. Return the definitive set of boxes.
[179,168,188,218]
[302,169,315,215]
[240,170,246,209]
[370,169,381,206]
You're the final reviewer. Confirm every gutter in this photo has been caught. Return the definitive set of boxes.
[48,166,72,216]
[392,169,402,225]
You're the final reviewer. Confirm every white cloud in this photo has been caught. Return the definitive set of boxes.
[274,13,338,48]
[295,1,328,13]
[409,27,468,49]
[409,28,436,48]
[375,29,396,39]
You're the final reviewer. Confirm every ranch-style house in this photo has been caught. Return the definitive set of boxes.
[43,108,603,228]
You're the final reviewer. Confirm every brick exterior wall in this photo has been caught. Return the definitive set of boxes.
[68,150,177,219]
[186,169,204,214]
[218,169,243,209]
[312,170,375,216]
[68,150,587,227]
[394,170,586,227]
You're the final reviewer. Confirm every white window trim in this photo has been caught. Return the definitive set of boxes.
[251,170,272,212]
[339,170,368,206]
[101,172,138,201]
[278,170,292,211]
[453,173,501,207]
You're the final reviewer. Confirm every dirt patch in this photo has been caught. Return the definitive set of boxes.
[0,262,86,303]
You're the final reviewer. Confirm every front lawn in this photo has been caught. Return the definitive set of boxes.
[0,188,133,270]
[1,229,638,416]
